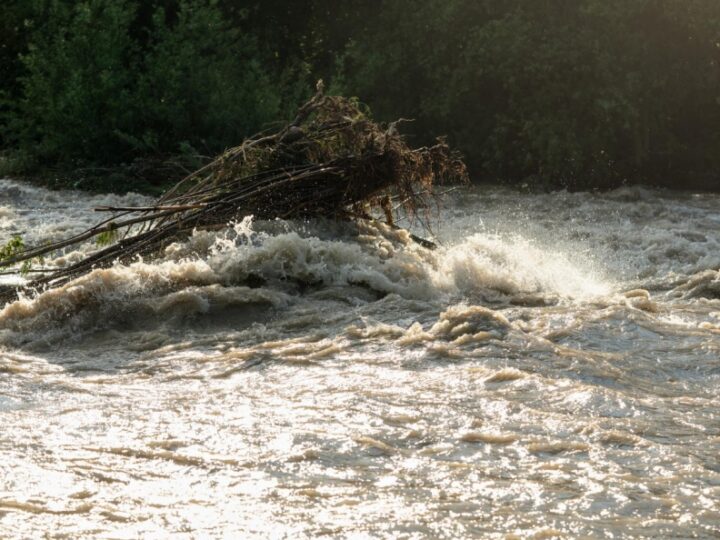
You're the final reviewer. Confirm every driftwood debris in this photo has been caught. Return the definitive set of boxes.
[0,85,467,300]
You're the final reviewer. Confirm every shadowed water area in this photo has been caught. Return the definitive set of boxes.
[1,178,719,538]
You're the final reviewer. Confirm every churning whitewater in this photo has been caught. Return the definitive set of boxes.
[1,178,719,538]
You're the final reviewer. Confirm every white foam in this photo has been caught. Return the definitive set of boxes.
[2,182,718,342]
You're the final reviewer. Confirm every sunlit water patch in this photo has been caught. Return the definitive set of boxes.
[1,178,719,538]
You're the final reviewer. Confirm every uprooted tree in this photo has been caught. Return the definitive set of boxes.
[0,85,467,301]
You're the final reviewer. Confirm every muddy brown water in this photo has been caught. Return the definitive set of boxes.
[1,179,719,538]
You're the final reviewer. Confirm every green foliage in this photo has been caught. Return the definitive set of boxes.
[0,235,25,263]
[95,223,120,247]
[0,1,35,148]
[336,0,720,189]
[1,0,307,174]
[2,0,720,189]
[95,229,118,247]
[5,0,138,164]
[0,235,41,275]
[19,260,34,276]
[131,0,288,155]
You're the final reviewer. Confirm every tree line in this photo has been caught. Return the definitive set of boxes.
[1,0,719,190]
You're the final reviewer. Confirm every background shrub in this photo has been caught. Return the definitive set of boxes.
[1,0,719,190]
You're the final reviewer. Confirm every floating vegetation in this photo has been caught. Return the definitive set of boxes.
[0,84,467,302]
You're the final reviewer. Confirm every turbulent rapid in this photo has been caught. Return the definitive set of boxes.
[1,178,719,538]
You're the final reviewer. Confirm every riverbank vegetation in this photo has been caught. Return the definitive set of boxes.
[1,0,719,191]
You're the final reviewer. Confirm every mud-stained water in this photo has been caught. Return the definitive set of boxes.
[1,178,719,538]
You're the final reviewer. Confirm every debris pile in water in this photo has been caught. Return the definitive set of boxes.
[0,84,467,300]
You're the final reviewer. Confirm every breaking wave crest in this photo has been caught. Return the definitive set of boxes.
[0,216,612,345]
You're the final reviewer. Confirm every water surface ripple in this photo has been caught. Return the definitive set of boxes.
[1,179,719,538]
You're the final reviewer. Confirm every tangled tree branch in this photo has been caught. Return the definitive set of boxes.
[0,85,467,302]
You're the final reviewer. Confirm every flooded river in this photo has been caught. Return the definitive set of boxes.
[1,178,719,538]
